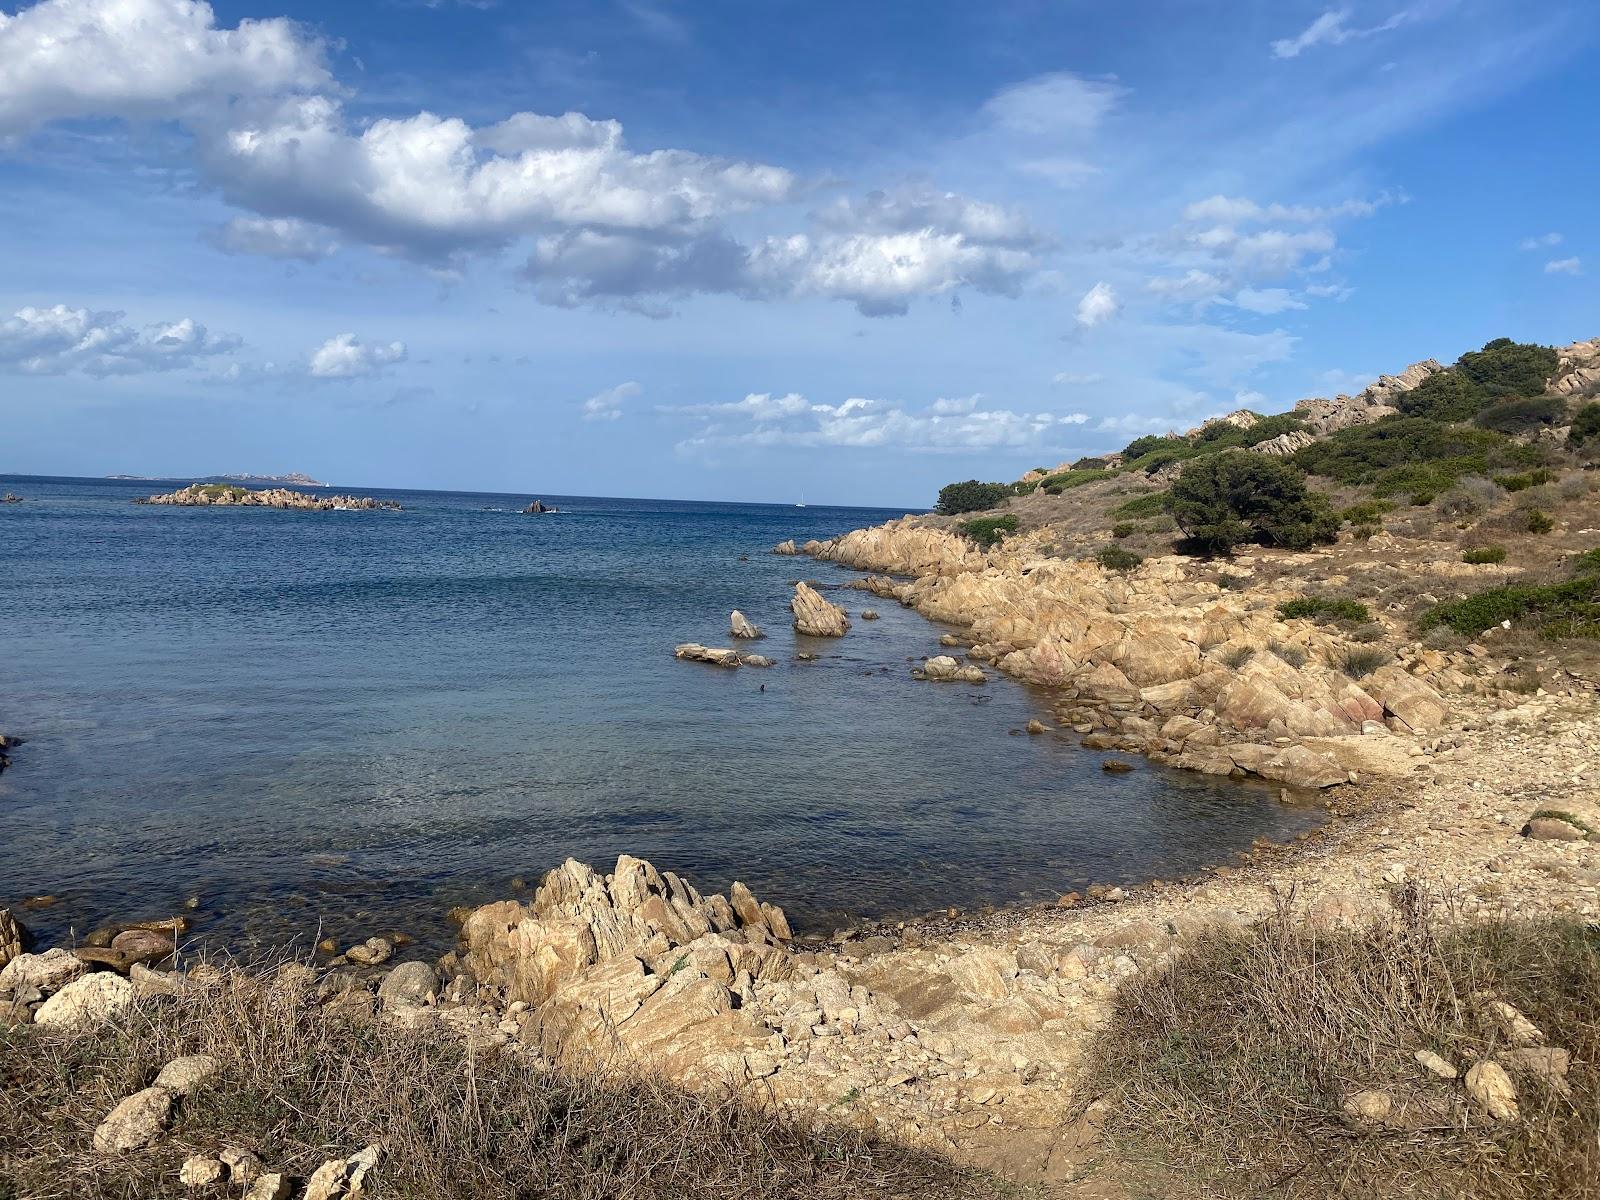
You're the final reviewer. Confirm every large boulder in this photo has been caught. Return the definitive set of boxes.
[915,655,986,683]
[35,972,134,1028]
[1365,666,1448,732]
[93,1086,176,1154]
[674,643,742,667]
[0,947,86,996]
[729,610,763,639]
[790,582,849,636]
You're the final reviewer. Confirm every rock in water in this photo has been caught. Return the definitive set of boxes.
[522,499,558,514]
[914,655,985,683]
[729,610,763,639]
[674,643,742,667]
[345,937,393,967]
[772,539,798,555]
[790,582,849,636]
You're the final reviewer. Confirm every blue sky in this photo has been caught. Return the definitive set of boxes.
[0,0,1594,505]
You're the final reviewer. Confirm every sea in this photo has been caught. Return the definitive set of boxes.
[0,475,1320,953]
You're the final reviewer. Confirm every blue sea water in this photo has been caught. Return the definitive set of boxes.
[0,475,1319,952]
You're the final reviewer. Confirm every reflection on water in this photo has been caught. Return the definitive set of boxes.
[0,475,1321,953]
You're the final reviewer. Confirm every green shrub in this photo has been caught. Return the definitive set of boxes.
[1111,491,1169,519]
[1421,574,1600,639]
[1396,370,1489,421]
[1295,416,1537,498]
[1012,479,1039,496]
[1456,337,1559,398]
[1111,522,1137,539]
[1122,434,1181,460]
[1096,545,1143,572]
[1574,548,1600,574]
[1494,468,1555,492]
[1035,468,1110,492]
[935,480,1010,515]
[1526,509,1554,534]
[1475,395,1566,433]
[1462,545,1507,565]
[1194,413,1307,450]
[1570,403,1600,446]
[957,514,1019,548]
[1072,456,1112,471]
[1352,523,1379,540]
[1278,596,1372,625]
[1042,483,1063,495]
[1341,647,1393,678]
[1166,453,1339,556]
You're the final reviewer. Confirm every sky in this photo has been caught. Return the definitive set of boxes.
[0,0,1595,506]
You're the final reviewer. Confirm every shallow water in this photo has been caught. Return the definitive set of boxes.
[0,475,1320,953]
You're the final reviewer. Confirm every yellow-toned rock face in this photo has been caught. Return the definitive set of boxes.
[803,519,1454,790]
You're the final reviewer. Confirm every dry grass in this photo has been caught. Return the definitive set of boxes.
[0,966,1006,1200]
[1077,898,1600,1199]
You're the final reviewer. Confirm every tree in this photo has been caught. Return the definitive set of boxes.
[935,480,1010,515]
[1165,452,1339,556]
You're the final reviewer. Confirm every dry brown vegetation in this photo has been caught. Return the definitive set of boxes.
[0,967,1013,1200]
[1077,897,1600,1199]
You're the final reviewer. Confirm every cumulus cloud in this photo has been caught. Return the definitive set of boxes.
[671,391,1090,453]
[1075,281,1119,327]
[0,303,239,374]
[1545,257,1582,276]
[0,0,329,140]
[207,215,337,261]
[1270,8,1411,59]
[307,333,407,379]
[581,379,640,420]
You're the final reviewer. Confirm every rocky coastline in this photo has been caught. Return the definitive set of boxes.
[136,484,401,511]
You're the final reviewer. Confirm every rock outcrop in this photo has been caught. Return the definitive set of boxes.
[1553,338,1600,396]
[801,521,1452,789]
[790,582,850,637]
[457,856,793,1080]
[0,908,28,971]
[729,610,763,639]
[137,484,401,511]
[1293,359,1441,435]
[522,499,559,514]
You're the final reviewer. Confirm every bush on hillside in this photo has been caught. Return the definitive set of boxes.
[1165,453,1339,555]
[1294,416,1538,498]
[1494,468,1555,493]
[1422,574,1600,639]
[1569,403,1600,446]
[1526,509,1555,534]
[1122,434,1181,460]
[934,480,1009,515]
[1035,468,1110,491]
[1475,395,1566,433]
[1095,545,1143,572]
[1457,337,1559,398]
[1462,545,1507,565]
[1397,370,1490,421]
[956,514,1018,548]
[1112,491,1170,519]
[1277,596,1372,625]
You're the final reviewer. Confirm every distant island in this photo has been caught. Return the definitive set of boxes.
[107,472,329,487]
[136,483,400,511]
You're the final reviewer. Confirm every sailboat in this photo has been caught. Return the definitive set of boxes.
[795,491,807,508]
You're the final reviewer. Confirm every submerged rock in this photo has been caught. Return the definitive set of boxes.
[790,582,849,636]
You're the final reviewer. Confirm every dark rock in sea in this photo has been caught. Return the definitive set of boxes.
[1102,760,1136,773]
[522,499,559,514]
[1,492,22,503]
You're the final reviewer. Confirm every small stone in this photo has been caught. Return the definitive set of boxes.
[1483,999,1544,1046]
[345,937,393,967]
[1413,1049,1457,1080]
[1341,1089,1393,1124]
[244,1173,292,1200]
[179,1155,227,1188]
[155,1054,220,1096]
[378,960,440,1008]
[1026,719,1047,735]
[93,1086,176,1153]
[221,1147,265,1186]
[1465,1060,1519,1121]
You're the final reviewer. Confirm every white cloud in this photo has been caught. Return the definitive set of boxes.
[1520,232,1563,250]
[980,73,1124,138]
[671,390,1091,453]
[0,0,329,140]
[1052,372,1104,386]
[1545,257,1582,276]
[1231,287,1307,314]
[581,379,640,420]
[1270,8,1412,59]
[1182,193,1390,224]
[0,302,239,374]
[207,216,337,261]
[307,333,407,379]
[1075,281,1119,327]
[1148,269,1228,303]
